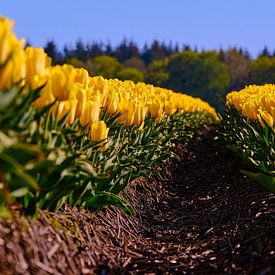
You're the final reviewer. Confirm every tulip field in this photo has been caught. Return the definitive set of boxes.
[0,16,274,273]
[221,85,274,192]
[0,14,274,215]
[0,17,218,214]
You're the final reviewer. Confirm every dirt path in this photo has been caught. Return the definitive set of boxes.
[0,128,274,274]
[123,128,274,274]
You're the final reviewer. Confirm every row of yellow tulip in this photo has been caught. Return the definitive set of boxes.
[0,16,218,148]
[226,84,275,129]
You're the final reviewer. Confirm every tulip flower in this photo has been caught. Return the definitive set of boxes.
[25,47,50,84]
[0,17,18,65]
[50,65,76,100]
[56,100,71,122]
[32,74,55,109]
[149,100,164,118]
[70,83,87,118]
[79,100,100,126]
[258,110,274,128]
[90,121,109,151]
[165,101,177,116]
[104,88,119,114]
[0,44,26,89]
[116,100,131,124]
[67,99,78,125]
[88,76,109,106]
[242,103,257,121]
[133,102,147,126]
[74,68,89,86]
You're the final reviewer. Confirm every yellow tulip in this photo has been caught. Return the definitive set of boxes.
[271,107,275,121]
[90,120,109,141]
[50,65,76,100]
[124,104,136,126]
[258,110,274,128]
[32,74,55,109]
[88,76,109,105]
[242,103,257,121]
[74,68,89,86]
[56,100,71,122]
[25,47,50,84]
[116,100,130,123]
[50,99,78,125]
[133,102,147,126]
[70,83,87,118]
[165,101,177,116]
[90,121,109,151]
[67,99,78,125]
[49,101,59,116]
[149,100,164,118]
[79,100,100,126]
[104,88,119,114]
[226,84,275,125]
[0,17,18,65]
[155,112,165,123]
[0,43,26,89]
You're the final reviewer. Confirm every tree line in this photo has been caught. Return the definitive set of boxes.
[43,39,275,111]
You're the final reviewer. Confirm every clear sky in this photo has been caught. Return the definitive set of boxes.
[1,0,274,57]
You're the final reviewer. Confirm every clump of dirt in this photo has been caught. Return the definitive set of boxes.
[0,127,274,274]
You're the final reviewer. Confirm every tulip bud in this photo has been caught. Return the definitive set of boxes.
[74,68,89,86]
[25,47,50,84]
[165,101,177,116]
[90,121,109,151]
[50,65,76,100]
[242,103,257,120]
[133,102,147,126]
[71,83,87,118]
[56,100,70,122]
[155,112,165,124]
[124,103,136,126]
[88,76,109,106]
[149,100,163,118]
[80,100,100,126]
[0,43,26,89]
[105,89,119,114]
[258,110,274,128]
[0,17,18,65]
[32,75,55,109]
[68,99,78,125]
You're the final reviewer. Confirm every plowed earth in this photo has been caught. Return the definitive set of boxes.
[0,128,274,274]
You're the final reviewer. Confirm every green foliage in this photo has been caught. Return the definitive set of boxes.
[220,106,275,192]
[66,57,87,70]
[241,170,275,193]
[221,49,251,90]
[145,59,169,86]
[251,56,275,84]
[116,67,144,83]
[124,56,145,71]
[88,55,122,79]
[164,51,230,111]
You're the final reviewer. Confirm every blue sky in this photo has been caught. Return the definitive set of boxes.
[1,0,274,57]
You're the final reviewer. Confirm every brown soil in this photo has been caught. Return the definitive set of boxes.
[0,127,274,274]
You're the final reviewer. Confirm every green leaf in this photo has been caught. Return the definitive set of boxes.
[0,153,40,191]
[241,170,275,193]
[84,192,135,215]
[0,87,20,112]
[10,187,29,197]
